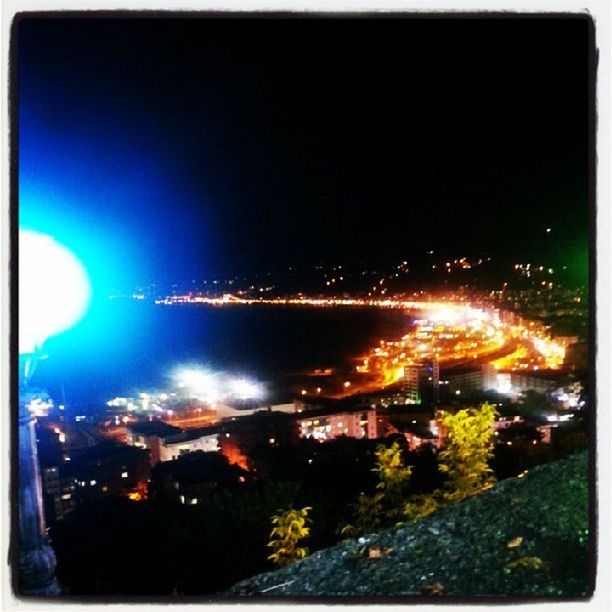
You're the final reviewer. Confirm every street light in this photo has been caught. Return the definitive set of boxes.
[20,229,90,358]
[17,229,91,595]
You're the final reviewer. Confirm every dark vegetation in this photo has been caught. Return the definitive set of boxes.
[229,451,590,597]
[50,422,587,596]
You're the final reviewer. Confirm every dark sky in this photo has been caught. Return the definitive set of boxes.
[17,16,591,287]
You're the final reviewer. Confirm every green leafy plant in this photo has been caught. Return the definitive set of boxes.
[267,507,312,567]
[340,491,386,537]
[438,403,498,502]
[373,442,413,493]
[342,442,412,536]
[342,407,499,535]
[404,492,440,520]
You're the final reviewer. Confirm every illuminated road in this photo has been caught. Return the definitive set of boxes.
[442,339,520,371]
[107,297,569,410]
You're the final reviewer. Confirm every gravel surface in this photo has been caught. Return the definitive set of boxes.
[226,451,591,599]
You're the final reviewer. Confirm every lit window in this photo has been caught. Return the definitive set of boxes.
[61,493,71,500]
[90,480,96,486]
[121,471,128,478]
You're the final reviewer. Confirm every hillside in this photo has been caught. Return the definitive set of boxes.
[227,451,591,599]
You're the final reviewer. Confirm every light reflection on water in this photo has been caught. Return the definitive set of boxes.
[33,300,415,408]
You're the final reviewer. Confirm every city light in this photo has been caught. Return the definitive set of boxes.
[230,378,264,400]
[173,367,265,404]
[19,229,91,354]
[174,368,220,403]
[426,305,463,323]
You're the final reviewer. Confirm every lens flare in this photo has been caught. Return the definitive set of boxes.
[19,229,91,354]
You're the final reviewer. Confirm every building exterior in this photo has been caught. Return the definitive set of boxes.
[158,430,219,462]
[402,421,444,451]
[40,465,76,523]
[297,407,377,441]
[401,365,421,404]
[508,372,558,395]
[215,402,296,419]
[368,363,434,407]
[217,412,299,470]
[149,451,249,505]
[432,357,440,404]
[447,366,486,396]
[447,364,562,398]
[127,421,219,464]
[64,442,151,501]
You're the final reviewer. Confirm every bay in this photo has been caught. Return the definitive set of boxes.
[32,299,415,409]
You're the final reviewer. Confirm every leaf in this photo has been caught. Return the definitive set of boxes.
[422,581,445,595]
[505,556,544,571]
[507,536,523,548]
[367,545,392,559]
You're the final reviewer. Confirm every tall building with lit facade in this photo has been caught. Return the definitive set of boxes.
[401,365,421,404]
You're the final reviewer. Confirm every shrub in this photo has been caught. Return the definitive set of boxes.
[267,507,312,567]
[404,492,440,520]
[340,491,386,538]
[341,442,412,536]
[438,403,498,502]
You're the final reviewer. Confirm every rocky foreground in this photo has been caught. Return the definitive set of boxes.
[226,451,591,599]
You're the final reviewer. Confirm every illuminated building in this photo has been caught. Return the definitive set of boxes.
[127,421,182,465]
[159,430,220,461]
[447,364,565,398]
[402,422,444,452]
[507,371,560,395]
[127,421,218,464]
[482,363,498,392]
[401,365,421,405]
[432,357,440,404]
[297,407,377,441]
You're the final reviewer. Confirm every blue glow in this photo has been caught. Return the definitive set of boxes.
[18,113,160,374]
[19,229,91,354]
[18,27,218,395]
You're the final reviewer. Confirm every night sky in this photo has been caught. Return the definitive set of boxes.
[17,16,591,288]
